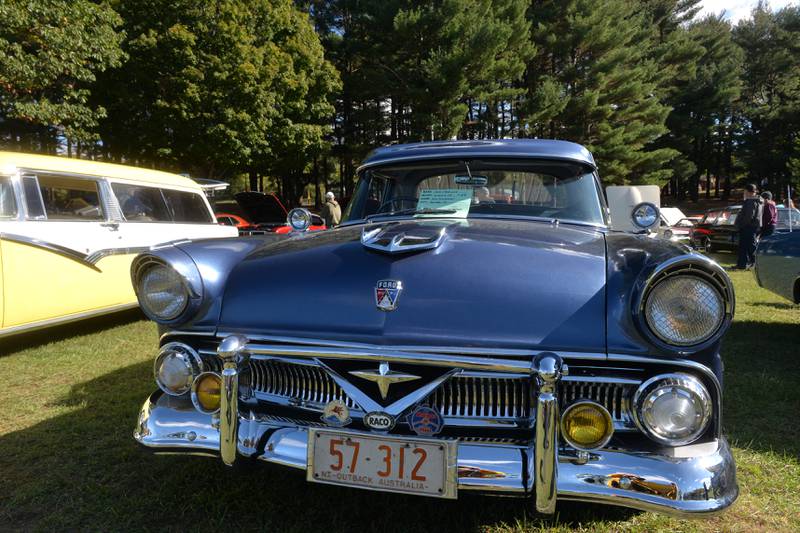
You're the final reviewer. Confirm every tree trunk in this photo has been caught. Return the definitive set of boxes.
[249,170,258,192]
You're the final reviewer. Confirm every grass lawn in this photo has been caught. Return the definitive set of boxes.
[1,252,798,532]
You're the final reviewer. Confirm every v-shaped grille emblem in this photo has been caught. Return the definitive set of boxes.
[348,362,420,399]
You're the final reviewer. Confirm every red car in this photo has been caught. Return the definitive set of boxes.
[215,192,325,235]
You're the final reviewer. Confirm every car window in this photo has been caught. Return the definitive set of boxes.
[219,216,235,226]
[778,209,800,225]
[701,211,719,224]
[161,189,214,223]
[22,175,46,218]
[0,176,17,218]
[36,174,104,220]
[112,182,171,222]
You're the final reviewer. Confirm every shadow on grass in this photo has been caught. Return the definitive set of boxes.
[0,308,147,357]
[722,320,800,458]
[747,302,798,309]
[0,360,637,532]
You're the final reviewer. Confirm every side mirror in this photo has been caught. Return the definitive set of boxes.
[287,208,312,232]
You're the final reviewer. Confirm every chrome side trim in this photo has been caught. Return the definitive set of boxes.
[0,302,138,338]
[1,232,100,271]
[85,246,150,264]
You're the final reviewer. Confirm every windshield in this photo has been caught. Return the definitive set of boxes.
[343,159,606,225]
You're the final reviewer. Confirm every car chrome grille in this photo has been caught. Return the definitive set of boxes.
[429,375,532,419]
[249,359,357,409]
[560,379,636,429]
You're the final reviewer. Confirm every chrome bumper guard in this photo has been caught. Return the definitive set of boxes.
[135,388,737,516]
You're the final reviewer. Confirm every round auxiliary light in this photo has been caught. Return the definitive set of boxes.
[139,263,189,321]
[287,208,312,232]
[191,372,222,414]
[644,275,724,346]
[633,373,712,446]
[153,343,203,396]
[560,401,614,451]
[632,202,659,229]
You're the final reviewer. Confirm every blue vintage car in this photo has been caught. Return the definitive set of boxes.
[132,140,738,516]
[755,230,800,303]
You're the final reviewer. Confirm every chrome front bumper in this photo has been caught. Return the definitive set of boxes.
[134,390,738,516]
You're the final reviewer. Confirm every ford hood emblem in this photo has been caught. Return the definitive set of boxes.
[375,280,403,311]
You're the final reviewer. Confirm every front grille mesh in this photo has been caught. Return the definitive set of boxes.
[249,359,356,408]
[560,380,636,427]
[429,376,532,419]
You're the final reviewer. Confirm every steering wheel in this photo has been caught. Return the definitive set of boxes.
[376,196,418,214]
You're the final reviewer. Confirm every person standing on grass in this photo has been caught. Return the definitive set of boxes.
[321,191,341,228]
[761,191,778,238]
[734,183,763,270]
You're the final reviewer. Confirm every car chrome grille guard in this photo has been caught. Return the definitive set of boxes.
[200,342,639,429]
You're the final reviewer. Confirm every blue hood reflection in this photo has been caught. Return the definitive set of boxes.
[218,219,607,352]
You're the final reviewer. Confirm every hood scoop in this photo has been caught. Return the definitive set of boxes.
[361,221,451,254]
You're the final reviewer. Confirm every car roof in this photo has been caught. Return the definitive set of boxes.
[0,151,200,190]
[358,139,596,172]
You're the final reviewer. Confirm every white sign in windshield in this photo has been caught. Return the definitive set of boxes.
[416,189,472,218]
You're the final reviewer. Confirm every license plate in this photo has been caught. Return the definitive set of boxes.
[307,429,457,498]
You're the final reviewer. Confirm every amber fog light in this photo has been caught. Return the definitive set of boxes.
[191,372,222,414]
[561,401,614,450]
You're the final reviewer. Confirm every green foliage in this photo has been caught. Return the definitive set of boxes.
[734,4,800,195]
[0,0,125,143]
[94,0,339,182]
[520,0,676,185]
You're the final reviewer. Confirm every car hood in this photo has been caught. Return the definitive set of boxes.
[234,192,287,224]
[217,219,608,351]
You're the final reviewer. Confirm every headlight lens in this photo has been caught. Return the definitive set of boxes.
[644,275,724,346]
[139,264,189,320]
[632,202,659,228]
[287,208,311,231]
[154,343,203,396]
[561,401,614,450]
[633,373,712,446]
[191,372,222,413]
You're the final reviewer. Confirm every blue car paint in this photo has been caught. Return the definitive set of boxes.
[755,230,800,303]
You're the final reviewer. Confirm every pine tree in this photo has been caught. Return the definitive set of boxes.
[520,0,676,185]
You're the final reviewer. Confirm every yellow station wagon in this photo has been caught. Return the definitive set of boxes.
[0,152,237,337]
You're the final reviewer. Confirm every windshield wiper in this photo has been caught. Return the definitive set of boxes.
[365,207,457,221]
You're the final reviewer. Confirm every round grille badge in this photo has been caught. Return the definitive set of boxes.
[364,411,395,431]
[321,400,351,427]
[408,406,443,436]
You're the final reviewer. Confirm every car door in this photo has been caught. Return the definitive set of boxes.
[0,172,125,328]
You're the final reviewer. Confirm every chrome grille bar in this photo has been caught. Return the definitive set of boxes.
[428,376,533,420]
[249,359,356,409]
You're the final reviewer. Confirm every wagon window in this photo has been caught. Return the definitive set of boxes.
[161,189,214,223]
[36,175,104,220]
[0,177,16,218]
[111,183,171,222]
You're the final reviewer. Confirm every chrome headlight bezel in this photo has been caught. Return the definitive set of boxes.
[131,251,203,325]
[632,373,712,446]
[635,256,734,353]
[287,208,312,232]
[154,342,204,396]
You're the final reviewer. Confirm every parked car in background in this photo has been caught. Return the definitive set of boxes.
[216,192,325,235]
[755,230,800,303]
[215,212,257,232]
[133,139,737,517]
[690,205,800,251]
[657,207,697,244]
[0,151,237,337]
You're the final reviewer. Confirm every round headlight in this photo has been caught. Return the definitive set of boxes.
[633,373,711,446]
[191,372,222,413]
[644,275,724,346]
[632,202,659,229]
[154,343,203,396]
[287,208,311,232]
[561,401,614,450]
[139,264,189,320]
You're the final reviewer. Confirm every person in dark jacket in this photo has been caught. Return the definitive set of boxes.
[734,183,763,269]
[760,191,778,237]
